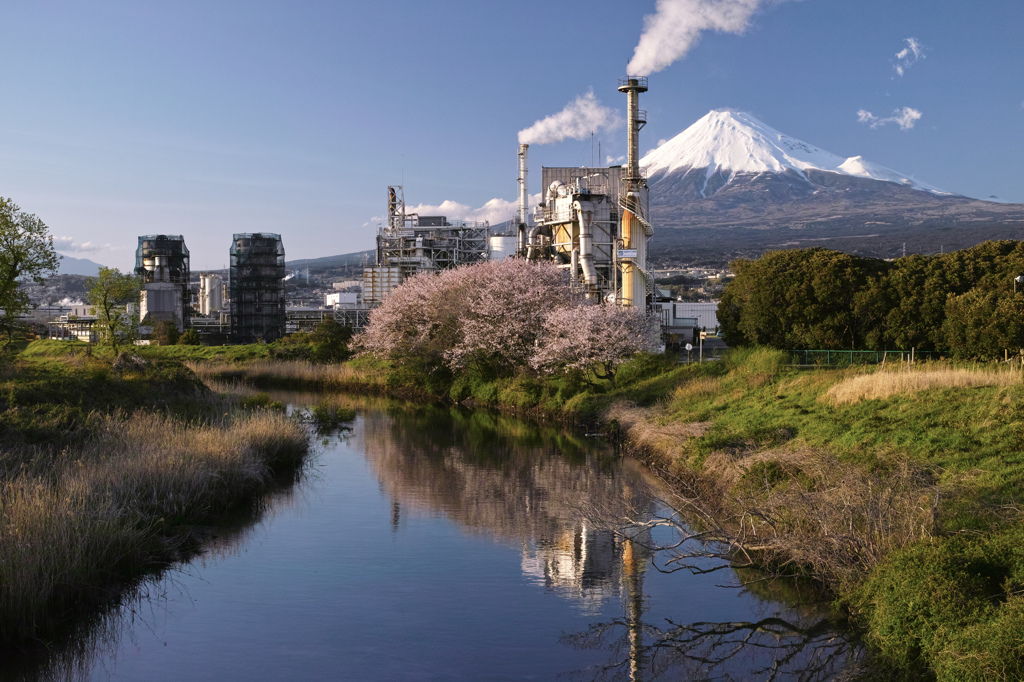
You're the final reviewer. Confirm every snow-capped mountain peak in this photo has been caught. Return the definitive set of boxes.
[641,109,950,196]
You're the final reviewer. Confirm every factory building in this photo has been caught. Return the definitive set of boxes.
[520,77,654,308]
[136,235,190,331]
[229,233,286,343]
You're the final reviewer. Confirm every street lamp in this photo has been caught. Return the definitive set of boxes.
[1016,275,1024,295]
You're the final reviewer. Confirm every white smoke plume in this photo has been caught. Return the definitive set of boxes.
[518,91,623,145]
[857,107,922,130]
[627,0,779,76]
[894,37,924,77]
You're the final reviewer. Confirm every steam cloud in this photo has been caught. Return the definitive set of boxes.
[518,91,622,145]
[627,0,778,76]
[894,37,924,77]
[857,107,922,130]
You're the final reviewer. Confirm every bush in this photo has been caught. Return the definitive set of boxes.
[177,328,200,345]
[152,320,180,346]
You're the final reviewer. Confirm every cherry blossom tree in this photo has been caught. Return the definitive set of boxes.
[359,259,577,376]
[531,303,662,385]
[360,258,661,381]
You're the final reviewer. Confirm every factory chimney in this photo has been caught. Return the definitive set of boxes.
[618,77,647,183]
[617,77,651,309]
[517,144,529,256]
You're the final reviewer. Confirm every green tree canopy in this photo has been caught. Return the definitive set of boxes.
[88,267,140,353]
[0,198,61,346]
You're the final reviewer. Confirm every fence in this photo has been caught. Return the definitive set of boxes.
[789,349,941,367]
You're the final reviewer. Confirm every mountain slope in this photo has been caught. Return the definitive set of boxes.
[640,111,1024,264]
[56,253,105,277]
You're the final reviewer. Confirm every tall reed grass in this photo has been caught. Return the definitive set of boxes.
[0,410,308,643]
[186,359,386,393]
[826,366,1023,404]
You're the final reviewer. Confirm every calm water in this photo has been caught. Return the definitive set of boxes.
[14,399,860,681]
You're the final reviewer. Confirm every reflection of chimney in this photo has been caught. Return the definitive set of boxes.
[622,537,645,682]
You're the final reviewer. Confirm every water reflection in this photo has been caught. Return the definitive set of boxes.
[4,397,865,681]
[357,404,862,681]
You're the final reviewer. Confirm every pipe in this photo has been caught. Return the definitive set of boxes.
[574,200,598,291]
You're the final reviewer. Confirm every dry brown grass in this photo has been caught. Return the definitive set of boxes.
[608,399,936,592]
[0,410,309,643]
[186,359,386,392]
[607,402,711,460]
[825,366,1023,404]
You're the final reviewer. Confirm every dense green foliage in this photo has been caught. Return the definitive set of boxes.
[720,241,1024,358]
[0,198,60,348]
[87,267,140,352]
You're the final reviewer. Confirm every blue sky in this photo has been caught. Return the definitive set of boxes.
[1,0,1021,270]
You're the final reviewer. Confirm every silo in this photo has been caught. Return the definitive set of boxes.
[229,233,286,343]
[199,274,224,316]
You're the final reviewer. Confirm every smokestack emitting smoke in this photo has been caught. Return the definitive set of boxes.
[518,90,623,145]
[628,0,778,76]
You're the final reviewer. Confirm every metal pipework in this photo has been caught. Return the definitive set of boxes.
[573,200,598,293]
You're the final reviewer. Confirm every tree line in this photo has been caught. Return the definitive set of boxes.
[718,241,1024,358]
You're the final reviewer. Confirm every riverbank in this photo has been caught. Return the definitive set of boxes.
[0,342,310,648]
[180,344,1024,680]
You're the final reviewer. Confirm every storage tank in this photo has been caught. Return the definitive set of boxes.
[199,274,224,316]
[488,235,518,262]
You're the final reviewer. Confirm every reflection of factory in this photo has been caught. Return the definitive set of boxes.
[519,77,654,308]
[521,525,631,613]
[355,407,655,613]
[136,235,191,332]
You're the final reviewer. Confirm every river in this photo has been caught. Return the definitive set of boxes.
[12,397,861,681]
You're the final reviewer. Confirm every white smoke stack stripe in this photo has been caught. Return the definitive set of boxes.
[518,90,623,146]
[627,0,775,76]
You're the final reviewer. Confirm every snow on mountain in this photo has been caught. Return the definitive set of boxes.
[641,110,952,197]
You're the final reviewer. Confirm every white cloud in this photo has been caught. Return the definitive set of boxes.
[627,0,787,76]
[404,193,544,227]
[857,107,922,130]
[606,154,627,165]
[518,91,623,146]
[54,236,109,252]
[894,37,925,77]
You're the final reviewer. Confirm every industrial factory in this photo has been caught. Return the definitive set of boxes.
[41,77,714,348]
[518,77,654,308]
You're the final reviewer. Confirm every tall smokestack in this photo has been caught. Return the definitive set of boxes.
[517,143,529,226]
[617,77,651,309]
[617,77,648,183]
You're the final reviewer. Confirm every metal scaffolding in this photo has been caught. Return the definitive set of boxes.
[229,233,286,343]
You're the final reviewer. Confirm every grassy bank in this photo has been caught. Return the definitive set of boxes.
[0,341,310,647]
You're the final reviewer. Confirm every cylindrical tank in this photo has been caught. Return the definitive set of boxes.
[488,235,518,262]
[200,274,224,316]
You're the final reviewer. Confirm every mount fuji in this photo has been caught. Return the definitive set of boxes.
[642,111,1024,265]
